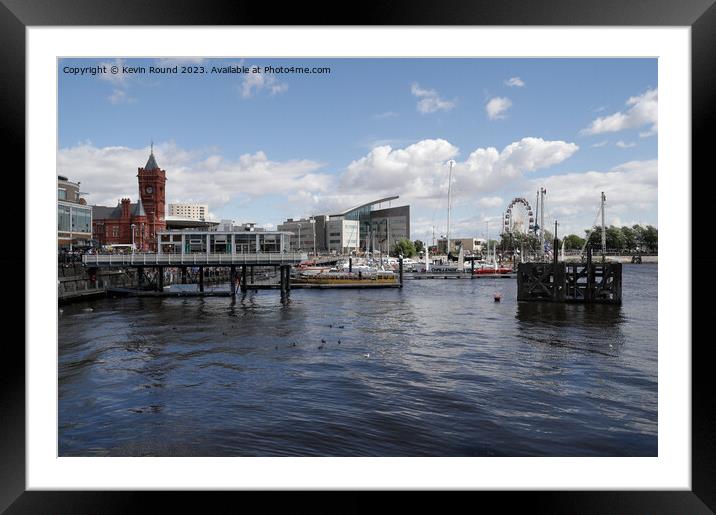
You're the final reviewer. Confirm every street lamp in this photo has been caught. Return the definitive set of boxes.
[131,223,136,253]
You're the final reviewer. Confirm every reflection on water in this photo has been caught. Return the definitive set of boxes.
[59,264,657,457]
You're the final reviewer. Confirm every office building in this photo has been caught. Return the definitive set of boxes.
[57,175,93,250]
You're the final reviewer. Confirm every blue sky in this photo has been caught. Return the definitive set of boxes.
[58,57,657,241]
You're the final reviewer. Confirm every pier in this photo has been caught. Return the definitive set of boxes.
[83,252,307,295]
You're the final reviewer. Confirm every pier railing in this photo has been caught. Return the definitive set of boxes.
[83,252,308,267]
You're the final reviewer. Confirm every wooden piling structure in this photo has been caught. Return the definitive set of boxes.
[199,267,204,292]
[230,265,236,296]
[181,266,187,284]
[156,266,164,292]
[517,252,621,304]
[399,257,404,288]
[241,265,247,293]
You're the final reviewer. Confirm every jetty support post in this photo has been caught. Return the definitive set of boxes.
[585,245,593,302]
[156,266,164,292]
[241,265,247,293]
[181,266,187,284]
[250,266,254,285]
[199,267,204,292]
[279,265,288,293]
[285,265,291,292]
[230,265,236,296]
[399,257,404,288]
[349,257,352,274]
[137,266,143,290]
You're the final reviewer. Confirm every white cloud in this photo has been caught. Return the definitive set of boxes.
[504,77,525,87]
[527,159,657,236]
[591,141,608,148]
[410,83,456,114]
[108,89,136,105]
[338,137,578,206]
[616,140,636,148]
[241,72,289,98]
[374,111,399,119]
[97,58,131,88]
[58,142,330,210]
[486,97,512,120]
[581,88,658,136]
[476,196,504,208]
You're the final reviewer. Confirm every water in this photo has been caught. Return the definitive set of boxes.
[58,264,657,456]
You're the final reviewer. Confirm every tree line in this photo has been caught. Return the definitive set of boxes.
[385,224,657,258]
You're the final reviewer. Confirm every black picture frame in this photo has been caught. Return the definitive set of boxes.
[3,1,710,512]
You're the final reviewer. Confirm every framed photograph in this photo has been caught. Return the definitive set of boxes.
[4,0,710,512]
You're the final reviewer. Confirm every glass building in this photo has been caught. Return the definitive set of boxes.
[57,175,93,249]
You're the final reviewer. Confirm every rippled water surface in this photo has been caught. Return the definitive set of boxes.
[59,264,657,456]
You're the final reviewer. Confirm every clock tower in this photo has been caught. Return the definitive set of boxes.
[137,144,167,250]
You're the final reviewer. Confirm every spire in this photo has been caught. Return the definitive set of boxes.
[145,142,159,170]
[133,196,146,217]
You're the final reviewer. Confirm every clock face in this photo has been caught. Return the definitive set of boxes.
[145,186,153,194]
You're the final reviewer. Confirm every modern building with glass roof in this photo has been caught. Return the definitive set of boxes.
[278,195,410,254]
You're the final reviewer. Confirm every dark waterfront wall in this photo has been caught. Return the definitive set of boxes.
[58,263,137,301]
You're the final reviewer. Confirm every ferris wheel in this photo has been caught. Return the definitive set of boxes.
[503,197,535,235]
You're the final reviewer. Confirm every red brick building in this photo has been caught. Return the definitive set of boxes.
[92,149,167,251]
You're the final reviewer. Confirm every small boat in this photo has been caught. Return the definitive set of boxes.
[473,262,513,275]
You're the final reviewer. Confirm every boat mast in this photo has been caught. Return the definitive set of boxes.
[446,160,454,255]
[601,191,606,258]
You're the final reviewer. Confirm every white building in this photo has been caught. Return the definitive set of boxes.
[326,219,360,254]
[168,203,209,221]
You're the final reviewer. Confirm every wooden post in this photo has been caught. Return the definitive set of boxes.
[279,265,290,292]
[241,265,247,293]
[181,266,187,284]
[199,267,204,292]
[250,266,254,284]
[399,257,404,288]
[349,257,352,273]
[230,266,236,296]
[137,266,143,290]
[586,246,593,302]
[157,266,164,292]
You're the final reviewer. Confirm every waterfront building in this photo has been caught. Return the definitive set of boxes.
[168,203,209,221]
[165,216,219,231]
[330,196,409,253]
[277,216,326,253]
[57,175,93,250]
[326,218,360,254]
[91,148,167,251]
[277,196,410,254]
[437,237,486,254]
[157,228,292,254]
[369,204,411,254]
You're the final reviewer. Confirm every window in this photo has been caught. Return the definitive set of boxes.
[58,205,71,231]
[71,206,92,233]
[112,226,119,237]
[57,188,67,200]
